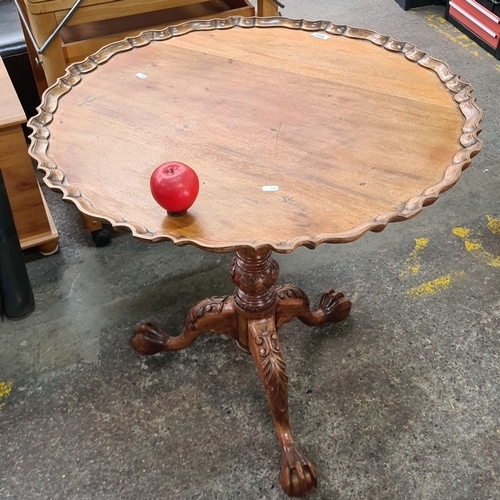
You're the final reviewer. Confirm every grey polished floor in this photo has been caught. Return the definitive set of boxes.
[1,1,499,499]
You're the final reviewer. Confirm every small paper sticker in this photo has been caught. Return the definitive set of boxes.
[311,32,330,40]
[262,185,279,192]
[136,72,148,79]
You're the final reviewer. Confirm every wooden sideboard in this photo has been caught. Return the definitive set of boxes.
[0,56,58,255]
[18,0,279,91]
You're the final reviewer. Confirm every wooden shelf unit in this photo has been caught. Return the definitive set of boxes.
[0,56,58,255]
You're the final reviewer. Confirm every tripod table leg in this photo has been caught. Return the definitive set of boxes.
[248,316,317,498]
[131,295,237,355]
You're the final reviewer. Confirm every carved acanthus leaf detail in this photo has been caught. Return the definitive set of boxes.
[187,295,230,330]
[255,329,288,414]
[276,284,310,304]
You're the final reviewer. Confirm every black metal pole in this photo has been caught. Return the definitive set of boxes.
[0,169,35,318]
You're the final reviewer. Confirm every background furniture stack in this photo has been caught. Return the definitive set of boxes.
[17,0,279,93]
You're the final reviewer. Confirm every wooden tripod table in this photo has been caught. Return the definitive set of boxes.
[29,17,482,497]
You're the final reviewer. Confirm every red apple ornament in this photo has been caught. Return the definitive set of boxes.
[150,161,199,216]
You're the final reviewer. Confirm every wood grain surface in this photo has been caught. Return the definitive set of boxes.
[0,58,25,128]
[29,18,482,253]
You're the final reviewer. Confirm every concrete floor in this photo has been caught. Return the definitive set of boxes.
[1,1,500,498]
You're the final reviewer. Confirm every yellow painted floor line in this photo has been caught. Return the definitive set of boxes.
[424,12,500,72]
[452,228,500,267]
[407,271,466,300]
[452,217,500,267]
[0,381,13,415]
[400,237,429,277]
[486,216,500,236]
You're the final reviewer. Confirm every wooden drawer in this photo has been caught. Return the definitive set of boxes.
[448,0,500,48]
[60,0,255,65]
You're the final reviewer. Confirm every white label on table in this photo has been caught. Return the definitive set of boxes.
[262,185,279,192]
[311,32,330,40]
[135,72,148,79]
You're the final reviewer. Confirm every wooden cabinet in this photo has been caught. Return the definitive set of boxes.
[0,57,58,254]
[19,0,278,90]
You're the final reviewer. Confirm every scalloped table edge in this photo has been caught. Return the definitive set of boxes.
[28,16,483,254]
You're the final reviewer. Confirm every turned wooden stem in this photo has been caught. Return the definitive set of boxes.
[231,248,279,319]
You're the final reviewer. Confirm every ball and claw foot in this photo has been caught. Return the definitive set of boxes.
[279,447,318,498]
[315,288,351,323]
[276,284,351,328]
[131,322,170,355]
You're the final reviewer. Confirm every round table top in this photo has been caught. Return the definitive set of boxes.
[29,17,482,253]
